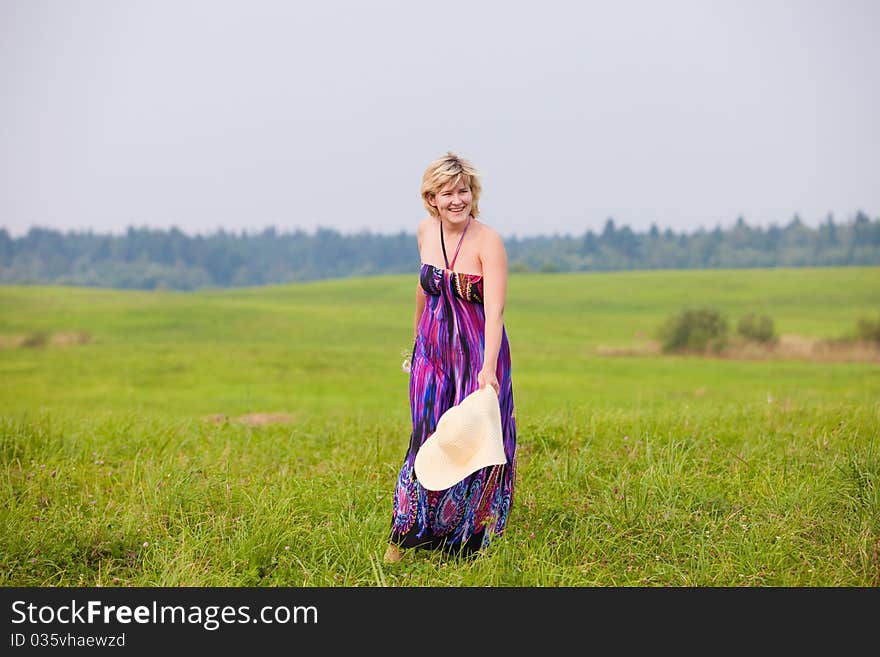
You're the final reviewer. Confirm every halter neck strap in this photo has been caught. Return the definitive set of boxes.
[440,215,472,270]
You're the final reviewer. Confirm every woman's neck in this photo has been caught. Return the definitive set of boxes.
[439,214,472,238]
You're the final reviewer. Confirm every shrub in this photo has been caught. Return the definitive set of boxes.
[658,307,728,354]
[856,312,880,345]
[737,313,777,344]
[20,332,48,348]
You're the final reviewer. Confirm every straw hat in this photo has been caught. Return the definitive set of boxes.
[414,385,507,491]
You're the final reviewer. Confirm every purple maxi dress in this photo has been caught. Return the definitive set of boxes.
[389,219,517,555]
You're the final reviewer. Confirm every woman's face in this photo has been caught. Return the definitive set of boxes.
[431,178,472,226]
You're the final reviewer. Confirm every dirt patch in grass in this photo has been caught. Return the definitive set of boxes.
[0,333,45,348]
[720,335,880,363]
[0,335,24,348]
[204,413,296,426]
[0,331,92,349]
[49,331,92,346]
[598,335,880,363]
[597,340,661,357]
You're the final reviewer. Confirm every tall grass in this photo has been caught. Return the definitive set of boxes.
[1,267,878,585]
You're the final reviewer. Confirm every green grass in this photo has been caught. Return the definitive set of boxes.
[1,266,879,585]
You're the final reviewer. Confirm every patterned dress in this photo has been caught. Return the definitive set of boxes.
[389,220,517,556]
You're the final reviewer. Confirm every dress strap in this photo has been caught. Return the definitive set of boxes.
[440,216,472,270]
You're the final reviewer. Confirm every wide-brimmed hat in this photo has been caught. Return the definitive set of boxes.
[414,385,507,491]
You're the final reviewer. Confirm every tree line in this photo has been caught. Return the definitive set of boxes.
[1,212,878,290]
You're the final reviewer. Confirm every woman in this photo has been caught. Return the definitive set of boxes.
[385,152,517,562]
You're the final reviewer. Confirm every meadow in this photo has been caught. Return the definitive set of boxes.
[1,266,878,586]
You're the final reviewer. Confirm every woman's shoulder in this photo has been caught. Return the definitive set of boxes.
[416,217,434,238]
[416,217,434,247]
[474,219,507,269]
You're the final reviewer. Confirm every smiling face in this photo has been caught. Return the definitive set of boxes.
[429,175,473,227]
[420,152,482,220]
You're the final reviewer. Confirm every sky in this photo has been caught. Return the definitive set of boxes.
[1,0,878,239]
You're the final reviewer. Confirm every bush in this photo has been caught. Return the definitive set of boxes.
[737,313,777,344]
[20,332,48,348]
[509,261,532,273]
[658,307,728,354]
[856,312,880,345]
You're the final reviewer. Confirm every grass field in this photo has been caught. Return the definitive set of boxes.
[1,266,879,586]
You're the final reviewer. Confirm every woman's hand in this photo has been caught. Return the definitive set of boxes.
[477,367,499,397]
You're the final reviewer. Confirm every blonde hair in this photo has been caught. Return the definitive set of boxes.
[421,151,482,219]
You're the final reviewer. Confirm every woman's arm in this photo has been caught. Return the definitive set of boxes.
[413,220,427,341]
[414,280,426,341]
[478,229,507,395]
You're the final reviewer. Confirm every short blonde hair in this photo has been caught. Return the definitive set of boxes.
[421,151,482,219]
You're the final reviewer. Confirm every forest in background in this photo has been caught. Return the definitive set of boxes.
[2,212,879,290]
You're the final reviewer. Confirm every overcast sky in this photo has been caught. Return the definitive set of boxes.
[2,0,878,238]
